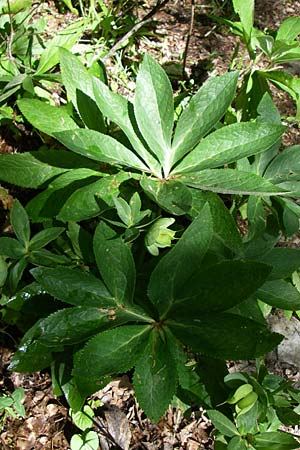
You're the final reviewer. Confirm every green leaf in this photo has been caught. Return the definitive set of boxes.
[73,325,151,396]
[10,200,30,246]
[0,237,26,258]
[257,280,300,310]
[0,257,8,287]
[188,190,243,255]
[93,222,135,305]
[276,17,300,42]
[134,330,177,423]
[168,313,283,359]
[264,145,300,183]
[0,152,68,188]
[140,178,192,215]
[258,247,300,279]
[26,306,123,347]
[172,123,285,174]
[171,71,239,164]
[59,48,105,132]
[93,78,161,176]
[18,99,78,136]
[232,0,254,42]
[168,260,271,316]
[180,169,288,196]
[36,20,85,75]
[207,409,239,437]
[54,129,148,172]
[254,431,299,449]
[134,54,173,175]
[70,405,94,431]
[8,257,28,292]
[148,204,213,317]
[247,196,267,239]
[31,266,114,307]
[67,222,94,263]
[29,227,65,251]
[228,436,247,450]
[28,249,69,266]
[70,430,99,450]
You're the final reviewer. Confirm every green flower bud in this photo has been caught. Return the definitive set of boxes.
[145,218,175,256]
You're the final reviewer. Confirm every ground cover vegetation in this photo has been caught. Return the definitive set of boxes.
[1,0,300,448]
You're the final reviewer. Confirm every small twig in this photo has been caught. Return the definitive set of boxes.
[182,0,195,78]
[104,0,170,61]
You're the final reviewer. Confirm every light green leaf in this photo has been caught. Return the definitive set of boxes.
[232,0,254,42]
[59,48,105,132]
[257,280,300,310]
[140,178,192,215]
[180,169,288,195]
[254,431,299,449]
[54,129,148,172]
[148,204,213,317]
[31,266,114,307]
[70,405,94,431]
[168,313,283,359]
[172,123,285,174]
[134,54,173,175]
[171,71,239,164]
[36,19,85,75]
[134,330,177,423]
[18,99,78,136]
[10,200,30,246]
[276,17,300,42]
[207,409,239,437]
[29,227,65,251]
[70,431,99,450]
[113,197,132,226]
[264,145,300,183]
[93,222,135,305]
[73,325,151,396]
[93,78,161,176]
[228,436,247,450]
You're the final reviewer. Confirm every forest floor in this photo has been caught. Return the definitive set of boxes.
[1,0,300,449]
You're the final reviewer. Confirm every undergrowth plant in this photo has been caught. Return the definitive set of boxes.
[1,51,300,434]
[210,0,300,119]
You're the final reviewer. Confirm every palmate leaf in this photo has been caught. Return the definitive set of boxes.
[93,78,161,177]
[167,260,271,317]
[172,122,285,174]
[180,169,288,196]
[148,204,213,318]
[134,54,173,175]
[54,129,149,172]
[133,330,177,423]
[31,266,114,307]
[93,222,135,306]
[171,71,239,165]
[18,99,78,136]
[168,314,283,360]
[140,178,192,215]
[73,325,151,396]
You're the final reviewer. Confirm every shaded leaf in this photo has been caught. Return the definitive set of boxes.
[0,237,26,258]
[11,200,30,246]
[93,222,135,305]
[207,409,239,437]
[257,280,300,310]
[148,204,213,317]
[29,227,65,251]
[73,325,151,396]
[168,314,283,359]
[134,330,177,423]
